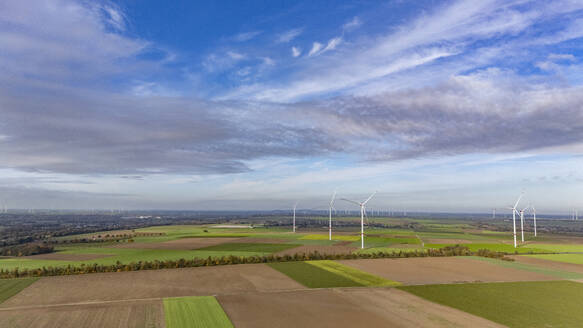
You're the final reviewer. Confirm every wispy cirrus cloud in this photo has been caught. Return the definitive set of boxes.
[232,31,262,42]
[276,28,303,43]
[2,0,583,210]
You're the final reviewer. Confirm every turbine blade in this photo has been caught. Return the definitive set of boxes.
[341,198,361,206]
[362,191,377,205]
[330,189,338,206]
[513,193,524,209]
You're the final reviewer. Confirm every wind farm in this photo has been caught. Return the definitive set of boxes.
[3,0,583,327]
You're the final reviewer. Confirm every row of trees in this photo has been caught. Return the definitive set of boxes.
[0,245,510,279]
[0,243,54,257]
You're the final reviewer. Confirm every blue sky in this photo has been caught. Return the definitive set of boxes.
[1,0,583,213]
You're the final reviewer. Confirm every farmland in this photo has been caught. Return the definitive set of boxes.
[3,216,583,327]
[164,296,234,328]
[399,281,583,327]
[0,278,37,304]
[3,217,577,274]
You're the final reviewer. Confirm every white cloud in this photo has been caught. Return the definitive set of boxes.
[291,46,301,57]
[100,4,126,31]
[227,51,245,60]
[232,31,262,42]
[322,37,342,53]
[277,28,303,43]
[262,57,275,66]
[548,53,576,61]
[308,42,323,56]
[343,17,361,31]
[224,0,583,102]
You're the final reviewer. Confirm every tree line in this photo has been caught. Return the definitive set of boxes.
[0,245,511,279]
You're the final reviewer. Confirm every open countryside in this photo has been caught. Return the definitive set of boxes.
[2,0,583,327]
[3,215,583,327]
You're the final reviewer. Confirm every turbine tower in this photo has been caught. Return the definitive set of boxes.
[293,201,298,233]
[508,193,523,248]
[342,191,377,249]
[531,205,537,237]
[520,206,528,243]
[328,190,337,241]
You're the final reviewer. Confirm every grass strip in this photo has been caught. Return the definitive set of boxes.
[399,281,583,328]
[0,278,38,304]
[197,243,299,253]
[268,261,363,288]
[307,260,400,286]
[300,234,359,241]
[425,243,551,254]
[527,253,583,265]
[467,256,583,279]
[163,296,234,328]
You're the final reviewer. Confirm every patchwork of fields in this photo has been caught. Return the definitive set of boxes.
[3,221,583,327]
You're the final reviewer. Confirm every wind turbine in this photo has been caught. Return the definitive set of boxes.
[508,193,523,248]
[520,206,528,243]
[293,201,298,233]
[342,191,377,249]
[530,205,537,237]
[329,190,337,241]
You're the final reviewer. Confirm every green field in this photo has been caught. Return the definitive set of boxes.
[0,278,38,304]
[268,260,397,288]
[0,247,275,271]
[527,253,583,265]
[197,242,299,253]
[524,243,583,253]
[308,260,400,287]
[163,296,234,328]
[468,256,583,279]
[355,247,424,255]
[300,234,359,241]
[425,243,551,254]
[399,281,583,327]
[268,261,364,288]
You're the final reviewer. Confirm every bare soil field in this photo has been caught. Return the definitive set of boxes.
[0,264,304,307]
[275,245,356,256]
[108,237,241,250]
[339,257,556,285]
[23,253,111,261]
[510,255,583,274]
[0,300,164,328]
[218,288,503,328]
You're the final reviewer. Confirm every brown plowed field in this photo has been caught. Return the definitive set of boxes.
[0,300,164,328]
[107,237,241,249]
[1,264,304,307]
[510,255,583,274]
[275,245,356,256]
[218,288,504,328]
[339,257,556,285]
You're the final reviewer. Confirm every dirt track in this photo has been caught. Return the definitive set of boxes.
[1,264,304,307]
[218,288,504,328]
[339,257,556,285]
[0,300,164,328]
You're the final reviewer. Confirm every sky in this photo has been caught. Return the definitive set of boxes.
[1,0,583,213]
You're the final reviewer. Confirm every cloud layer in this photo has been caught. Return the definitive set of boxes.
[1,0,583,191]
